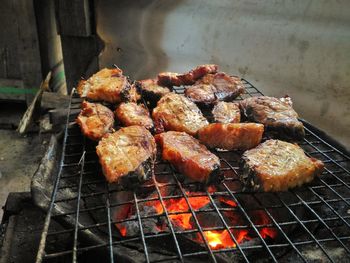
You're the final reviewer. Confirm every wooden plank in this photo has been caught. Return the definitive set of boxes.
[14,0,43,104]
[55,0,92,37]
[17,73,50,134]
[60,36,99,92]
[0,0,21,79]
[41,91,70,110]
[49,108,80,125]
[0,78,25,101]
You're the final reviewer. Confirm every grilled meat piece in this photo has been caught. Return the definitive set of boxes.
[241,139,324,192]
[155,131,221,183]
[239,96,305,140]
[198,123,264,151]
[77,68,132,103]
[184,84,216,106]
[129,83,141,102]
[186,72,244,104]
[135,79,171,104]
[96,126,156,186]
[152,93,209,135]
[115,102,153,130]
[157,64,218,86]
[76,101,114,141]
[212,102,241,123]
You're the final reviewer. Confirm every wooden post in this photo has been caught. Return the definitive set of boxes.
[55,0,100,93]
[14,0,43,104]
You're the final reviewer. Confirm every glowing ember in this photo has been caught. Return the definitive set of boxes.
[260,227,277,239]
[204,230,234,249]
[116,190,278,250]
[252,211,278,239]
[119,226,127,237]
[218,196,237,207]
[150,195,210,229]
[203,229,250,250]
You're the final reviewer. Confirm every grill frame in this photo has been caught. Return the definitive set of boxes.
[34,79,350,263]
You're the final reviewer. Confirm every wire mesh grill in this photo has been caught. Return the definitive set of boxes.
[35,79,350,263]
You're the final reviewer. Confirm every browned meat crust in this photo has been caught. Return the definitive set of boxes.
[152,93,208,135]
[185,72,245,105]
[129,83,141,102]
[96,126,156,186]
[155,131,221,183]
[212,102,241,123]
[198,123,264,151]
[115,102,154,130]
[184,84,216,105]
[76,101,114,141]
[77,68,132,103]
[241,139,324,192]
[135,79,171,104]
[157,64,218,86]
[239,96,305,140]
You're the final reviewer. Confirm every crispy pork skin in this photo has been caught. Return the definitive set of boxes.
[212,102,241,123]
[198,123,264,151]
[155,131,221,183]
[239,96,305,140]
[185,72,244,105]
[152,93,208,135]
[115,102,153,130]
[76,101,114,141]
[77,68,132,103]
[241,139,324,192]
[157,64,218,86]
[135,79,171,104]
[96,126,156,186]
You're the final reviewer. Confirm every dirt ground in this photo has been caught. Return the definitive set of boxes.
[0,130,49,220]
[0,101,50,221]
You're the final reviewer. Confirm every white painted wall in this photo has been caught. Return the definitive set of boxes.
[96,0,350,149]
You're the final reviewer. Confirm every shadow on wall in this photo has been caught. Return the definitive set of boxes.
[96,0,184,79]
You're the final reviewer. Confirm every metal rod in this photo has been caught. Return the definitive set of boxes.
[72,149,86,262]
[35,88,75,263]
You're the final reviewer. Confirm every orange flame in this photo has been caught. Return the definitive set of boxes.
[119,226,127,237]
[203,229,250,250]
[150,195,210,229]
[117,190,278,249]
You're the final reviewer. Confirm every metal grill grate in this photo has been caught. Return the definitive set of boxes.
[35,79,350,262]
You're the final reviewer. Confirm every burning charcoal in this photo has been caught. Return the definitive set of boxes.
[116,205,163,237]
[190,203,224,229]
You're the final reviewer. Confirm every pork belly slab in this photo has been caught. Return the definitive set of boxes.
[155,131,221,184]
[198,123,264,151]
[115,102,154,130]
[77,68,134,103]
[96,126,156,186]
[152,93,208,135]
[185,72,245,105]
[212,101,241,123]
[240,139,324,192]
[157,64,218,86]
[76,101,114,141]
[239,96,305,140]
[135,79,171,104]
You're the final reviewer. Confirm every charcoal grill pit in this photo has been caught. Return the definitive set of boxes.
[32,79,350,262]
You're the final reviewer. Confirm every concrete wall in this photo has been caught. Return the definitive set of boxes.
[96,0,350,149]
